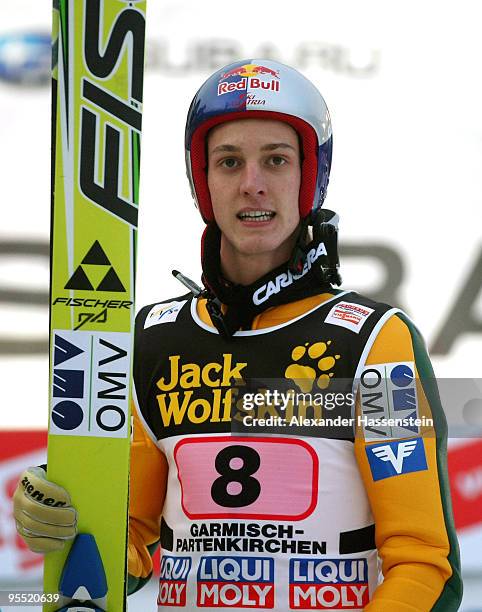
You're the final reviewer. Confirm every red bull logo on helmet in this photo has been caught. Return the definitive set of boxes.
[218,63,280,96]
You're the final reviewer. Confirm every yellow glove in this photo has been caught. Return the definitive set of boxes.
[13,466,77,553]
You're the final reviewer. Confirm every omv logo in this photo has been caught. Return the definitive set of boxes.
[0,32,50,85]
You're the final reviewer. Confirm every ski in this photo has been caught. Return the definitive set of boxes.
[45,1,147,610]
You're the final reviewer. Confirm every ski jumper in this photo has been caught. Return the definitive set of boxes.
[127,290,462,611]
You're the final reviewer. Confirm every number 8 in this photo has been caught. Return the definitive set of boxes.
[211,445,261,507]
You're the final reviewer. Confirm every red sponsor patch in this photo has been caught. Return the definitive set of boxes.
[325,302,374,334]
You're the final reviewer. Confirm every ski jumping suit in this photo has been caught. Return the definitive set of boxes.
[127,289,462,611]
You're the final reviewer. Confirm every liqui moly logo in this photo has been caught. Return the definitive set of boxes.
[158,556,192,607]
[289,558,369,610]
[197,556,274,608]
[217,63,280,96]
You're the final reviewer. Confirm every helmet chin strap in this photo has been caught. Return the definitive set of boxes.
[172,269,232,339]
[288,216,312,274]
[289,209,342,287]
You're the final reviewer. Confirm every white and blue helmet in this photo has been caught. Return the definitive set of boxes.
[185,59,333,223]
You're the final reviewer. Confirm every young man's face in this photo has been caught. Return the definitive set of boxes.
[207,118,301,271]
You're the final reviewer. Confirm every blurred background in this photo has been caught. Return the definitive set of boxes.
[0,0,481,609]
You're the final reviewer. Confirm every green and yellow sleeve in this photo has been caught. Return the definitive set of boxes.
[354,314,462,611]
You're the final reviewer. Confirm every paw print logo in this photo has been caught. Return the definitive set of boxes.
[285,341,341,392]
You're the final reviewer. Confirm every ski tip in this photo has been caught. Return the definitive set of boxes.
[59,533,108,601]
